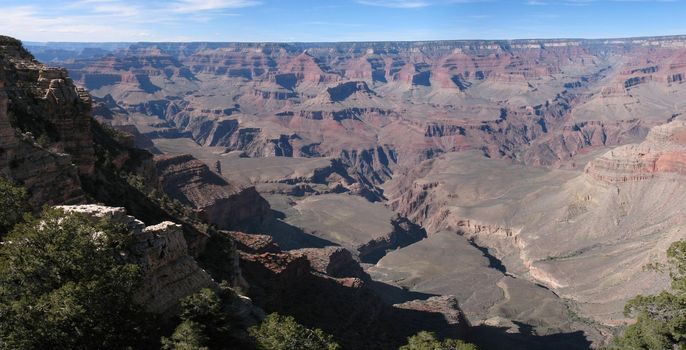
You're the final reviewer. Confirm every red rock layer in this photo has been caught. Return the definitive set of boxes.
[586,121,686,182]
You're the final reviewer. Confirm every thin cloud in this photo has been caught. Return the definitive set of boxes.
[172,0,261,13]
[67,0,141,17]
[356,0,431,8]
[356,0,491,8]
[0,5,154,41]
[302,21,364,27]
[526,0,677,4]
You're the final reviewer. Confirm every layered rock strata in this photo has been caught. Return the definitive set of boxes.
[155,154,271,229]
[586,120,686,182]
[0,37,87,206]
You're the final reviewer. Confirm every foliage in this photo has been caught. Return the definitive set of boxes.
[124,172,147,193]
[399,331,477,350]
[249,313,340,350]
[0,178,28,235]
[0,208,152,350]
[36,133,51,148]
[197,232,241,292]
[609,240,686,349]
[162,288,232,350]
[162,321,210,350]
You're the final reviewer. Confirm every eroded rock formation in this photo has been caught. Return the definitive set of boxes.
[0,37,88,206]
[239,245,470,349]
[586,120,686,182]
[56,205,216,317]
[18,35,686,348]
[154,154,271,229]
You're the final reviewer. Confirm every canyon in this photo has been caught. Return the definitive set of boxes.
[11,35,686,348]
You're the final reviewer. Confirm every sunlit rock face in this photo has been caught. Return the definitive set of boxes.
[0,37,89,206]
[154,153,271,230]
[56,205,216,317]
[586,121,686,182]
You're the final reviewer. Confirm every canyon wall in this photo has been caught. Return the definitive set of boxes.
[37,37,686,198]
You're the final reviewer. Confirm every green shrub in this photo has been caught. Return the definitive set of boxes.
[609,240,686,349]
[36,133,51,148]
[400,331,477,350]
[249,313,340,350]
[162,320,210,350]
[162,288,232,350]
[0,177,28,234]
[0,208,152,349]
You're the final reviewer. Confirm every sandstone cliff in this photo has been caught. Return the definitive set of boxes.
[0,37,269,324]
[385,127,686,331]
[585,120,686,182]
[0,36,480,350]
[154,154,271,230]
[0,36,88,206]
[33,36,686,183]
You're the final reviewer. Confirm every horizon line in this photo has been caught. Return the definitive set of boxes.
[20,33,686,45]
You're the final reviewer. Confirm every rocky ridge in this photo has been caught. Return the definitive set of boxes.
[56,205,218,317]
[586,120,686,182]
[385,120,686,330]
[154,153,271,229]
[0,37,89,206]
[45,37,686,216]
[238,240,470,349]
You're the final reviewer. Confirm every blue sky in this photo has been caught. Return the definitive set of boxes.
[1,0,685,42]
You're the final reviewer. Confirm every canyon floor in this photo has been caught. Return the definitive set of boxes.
[155,139,611,349]
[26,36,686,349]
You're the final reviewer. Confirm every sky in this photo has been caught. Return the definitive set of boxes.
[1,0,686,42]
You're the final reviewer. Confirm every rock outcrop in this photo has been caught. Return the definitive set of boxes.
[239,247,470,350]
[227,230,280,254]
[0,38,91,206]
[0,37,268,324]
[394,296,469,339]
[56,205,216,317]
[155,154,271,229]
[586,120,686,182]
[357,216,428,263]
[291,246,368,279]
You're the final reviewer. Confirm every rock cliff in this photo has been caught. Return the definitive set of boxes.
[585,120,686,182]
[0,37,270,328]
[0,36,88,206]
[56,205,216,317]
[21,34,686,348]
[154,154,271,229]
[239,245,470,349]
[0,36,481,350]
[385,135,686,331]
[31,36,686,181]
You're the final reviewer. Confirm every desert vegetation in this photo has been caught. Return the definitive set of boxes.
[399,331,477,350]
[0,178,27,235]
[607,240,686,349]
[0,208,153,349]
